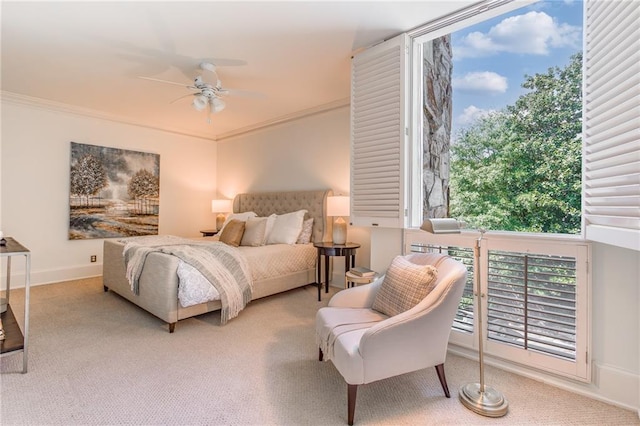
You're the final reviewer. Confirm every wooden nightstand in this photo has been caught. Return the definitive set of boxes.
[313,242,360,301]
[200,229,218,237]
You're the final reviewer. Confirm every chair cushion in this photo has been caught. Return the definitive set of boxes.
[372,255,438,317]
[316,307,388,363]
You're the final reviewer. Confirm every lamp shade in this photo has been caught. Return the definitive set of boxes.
[212,97,226,112]
[327,195,350,217]
[420,218,463,234]
[193,95,208,111]
[211,199,232,213]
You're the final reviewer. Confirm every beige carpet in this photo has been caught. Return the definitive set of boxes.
[1,277,638,425]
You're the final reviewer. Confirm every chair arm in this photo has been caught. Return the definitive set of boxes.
[328,276,384,308]
[357,290,458,384]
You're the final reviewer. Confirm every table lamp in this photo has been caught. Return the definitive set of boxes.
[211,199,232,231]
[327,195,350,245]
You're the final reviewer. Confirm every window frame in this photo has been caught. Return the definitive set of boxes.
[404,229,591,382]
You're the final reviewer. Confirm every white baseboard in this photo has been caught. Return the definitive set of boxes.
[593,362,640,412]
[1,264,103,288]
[448,345,640,415]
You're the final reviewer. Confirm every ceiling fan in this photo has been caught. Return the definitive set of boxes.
[139,62,262,123]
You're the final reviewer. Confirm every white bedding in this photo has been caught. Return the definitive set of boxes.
[177,242,316,307]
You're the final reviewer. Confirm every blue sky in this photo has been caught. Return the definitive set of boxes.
[450,0,584,135]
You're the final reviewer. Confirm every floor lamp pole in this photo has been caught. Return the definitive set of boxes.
[459,230,509,417]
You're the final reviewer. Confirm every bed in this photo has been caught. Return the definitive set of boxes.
[103,189,332,332]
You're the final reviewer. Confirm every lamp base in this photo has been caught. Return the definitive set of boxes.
[459,382,508,417]
[333,217,347,245]
[216,214,226,231]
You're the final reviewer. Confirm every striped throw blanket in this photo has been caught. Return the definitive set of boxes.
[121,236,252,325]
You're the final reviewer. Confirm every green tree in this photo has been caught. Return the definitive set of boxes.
[450,52,582,234]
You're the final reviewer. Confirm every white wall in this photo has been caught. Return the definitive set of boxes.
[1,100,218,285]
[590,242,640,410]
[217,106,371,277]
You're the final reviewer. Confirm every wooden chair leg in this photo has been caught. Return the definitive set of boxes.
[347,384,358,425]
[434,363,450,398]
[319,348,324,361]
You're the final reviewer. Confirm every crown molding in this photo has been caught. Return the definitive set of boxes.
[215,97,350,141]
[1,91,350,143]
[0,91,217,141]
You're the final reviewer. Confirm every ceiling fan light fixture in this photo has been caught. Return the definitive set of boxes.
[212,97,226,112]
[192,95,208,111]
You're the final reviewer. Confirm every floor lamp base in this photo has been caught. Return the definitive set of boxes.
[459,382,509,417]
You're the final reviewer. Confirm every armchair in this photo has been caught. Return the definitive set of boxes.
[315,253,467,425]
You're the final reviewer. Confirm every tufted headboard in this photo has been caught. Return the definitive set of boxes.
[232,189,333,243]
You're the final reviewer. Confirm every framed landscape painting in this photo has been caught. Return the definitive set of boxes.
[68,142,160,240]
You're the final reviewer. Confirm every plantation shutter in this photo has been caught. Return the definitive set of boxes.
[583,0,640,251]
[350,34,409,228]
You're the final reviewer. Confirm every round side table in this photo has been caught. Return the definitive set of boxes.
[345,270,379,289]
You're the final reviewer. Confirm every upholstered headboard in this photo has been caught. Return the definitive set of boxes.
[232,189,333,243]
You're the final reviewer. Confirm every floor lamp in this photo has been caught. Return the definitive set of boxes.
[420,219,508,417]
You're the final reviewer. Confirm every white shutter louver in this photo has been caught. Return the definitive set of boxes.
[583,0,640,251]
[350,34,409,228]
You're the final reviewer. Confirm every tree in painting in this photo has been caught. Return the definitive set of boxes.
[128,169,160,215]
[69,154,108,207]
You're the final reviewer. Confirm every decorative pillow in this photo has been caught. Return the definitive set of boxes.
[240,217,269,247]
[296,218,314,244]
[372,255,438,317]
[219,211,257,234]
[218,219,246,247]
[265,209,307,245]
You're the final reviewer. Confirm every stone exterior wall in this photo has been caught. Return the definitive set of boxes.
[422,35,453,219]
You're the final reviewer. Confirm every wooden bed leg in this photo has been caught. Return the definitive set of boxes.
[168,322,176,333]
[319,348,324,361]
[103,285,109,292]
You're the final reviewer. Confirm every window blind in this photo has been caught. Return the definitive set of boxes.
[583,0,640,251]
[350,34,409,228]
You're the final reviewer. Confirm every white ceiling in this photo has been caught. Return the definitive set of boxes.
[1,1,475,141]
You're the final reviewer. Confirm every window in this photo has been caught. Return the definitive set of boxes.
[412,1,584,234]
[352,0,636,382]
[405,229,590,381]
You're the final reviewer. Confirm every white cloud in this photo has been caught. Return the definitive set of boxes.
[452,71,508,93]
[454,11,581,58]
[457,105,495,125]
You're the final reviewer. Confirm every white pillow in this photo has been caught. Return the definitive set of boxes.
[240,217,269,247]
[266,210,307,245]
[219,211,257,234]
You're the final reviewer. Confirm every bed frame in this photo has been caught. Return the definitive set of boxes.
[102,189,332,332]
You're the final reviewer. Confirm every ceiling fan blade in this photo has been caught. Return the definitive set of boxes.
[200,58,248,67]
[219,88,266,99]
[138,76,196,89]
[169,93,196,104]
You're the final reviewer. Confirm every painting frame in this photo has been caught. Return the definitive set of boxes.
[68,142,160,240]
